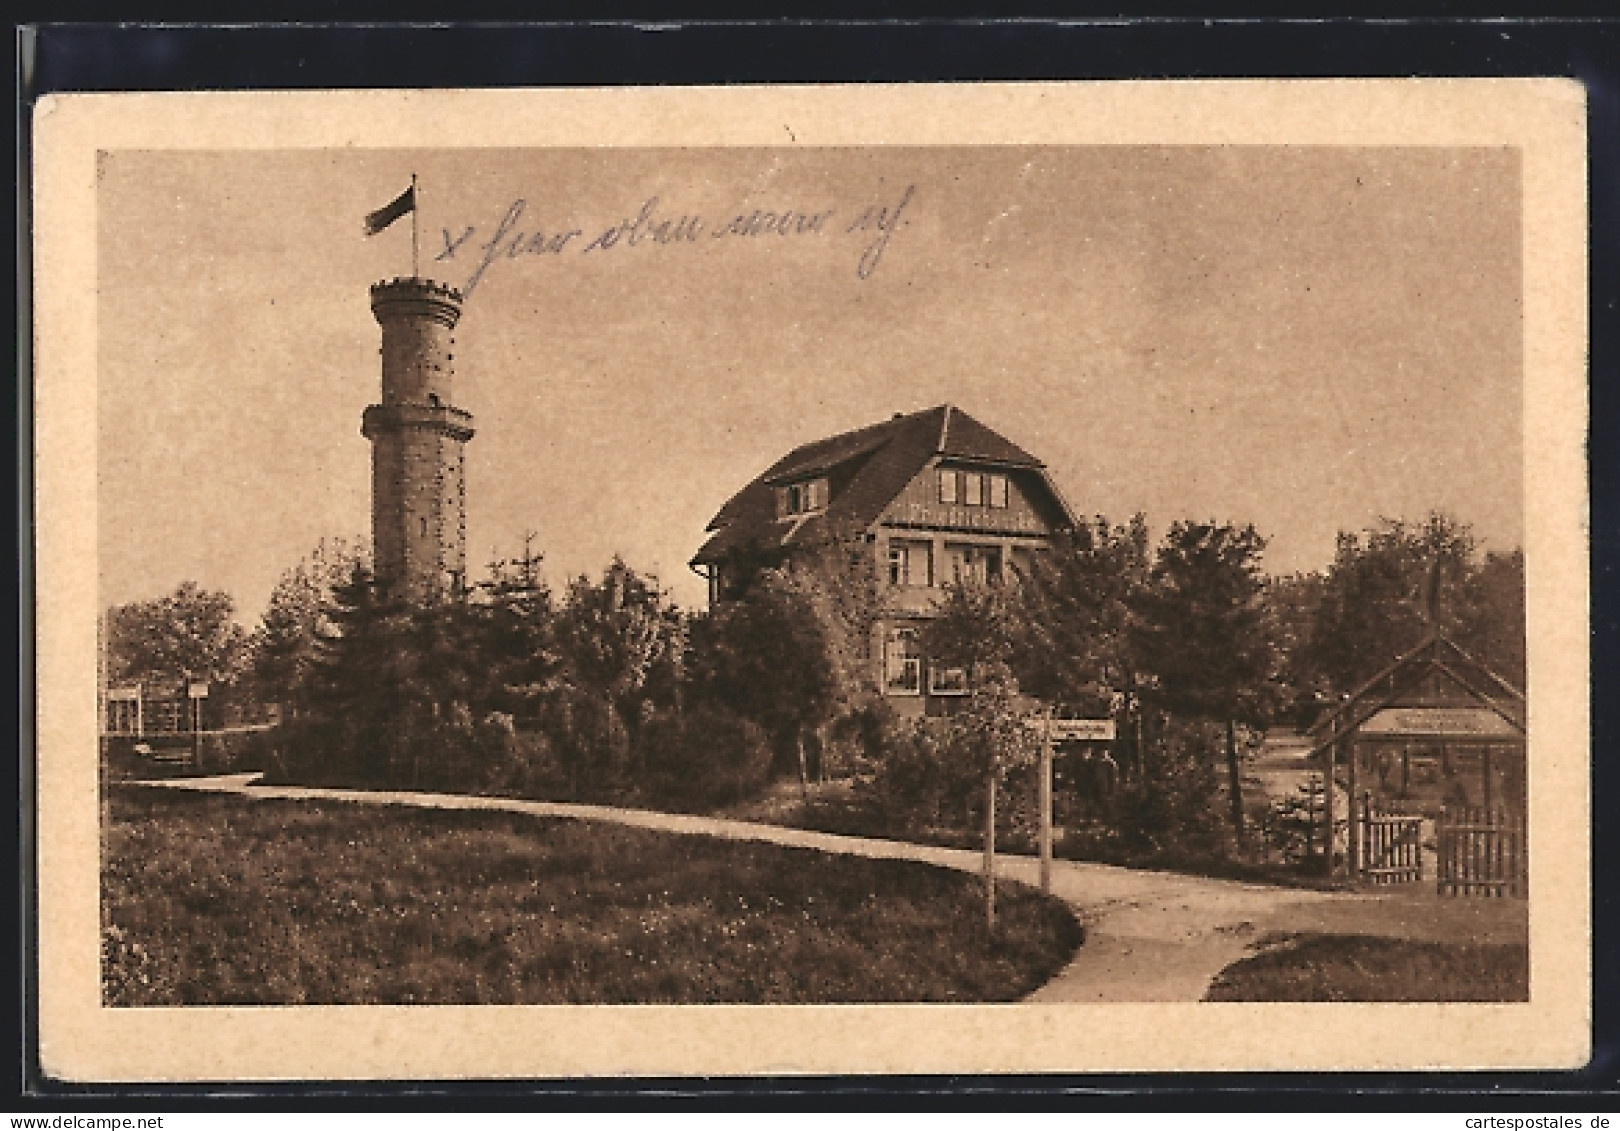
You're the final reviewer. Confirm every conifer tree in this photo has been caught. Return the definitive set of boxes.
[1130,521,1277,845]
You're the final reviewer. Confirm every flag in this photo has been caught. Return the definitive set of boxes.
[364,184,415,237]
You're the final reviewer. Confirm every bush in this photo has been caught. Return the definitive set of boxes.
[856,717,979,834]
[541,687,630,801]
[637,705,773,809]
[195,730,267,774]
[1109,718,1232,861]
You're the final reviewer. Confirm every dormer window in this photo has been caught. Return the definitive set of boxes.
[779,477,828,517]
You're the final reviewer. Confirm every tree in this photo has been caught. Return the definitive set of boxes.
[1130,521,1277,845]
[772,525,885,717]
[1263,569,1331,730]
[250,537,368,715]
[920,578,1044,928]
[690,521,885,784]
[687,569,842,791]
[1013,515,1150,711]
[1456,549,1526,688]
[1300,512,1479,692]
[104,581,249,688]
[920,575,1026,680]
[297,561,414,784]
[475,532,561,723]
[552,557,682,794]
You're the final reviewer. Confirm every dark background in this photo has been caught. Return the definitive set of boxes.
[14,14,1619,1109]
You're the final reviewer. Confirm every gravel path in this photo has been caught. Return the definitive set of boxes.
[130,774,1502,1003]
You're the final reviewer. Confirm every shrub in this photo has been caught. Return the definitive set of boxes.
[195,730,267,774]
[637,705,773,809]
[541,687,630,801]
[1109,718,1232,861]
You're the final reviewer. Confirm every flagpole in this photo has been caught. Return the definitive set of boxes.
[411,173,419,279]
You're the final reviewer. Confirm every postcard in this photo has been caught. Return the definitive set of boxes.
[32,79,1590,1080]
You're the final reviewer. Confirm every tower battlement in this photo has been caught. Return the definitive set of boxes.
[370,277,465,327]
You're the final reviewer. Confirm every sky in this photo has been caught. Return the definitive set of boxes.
[97,145,1522,622]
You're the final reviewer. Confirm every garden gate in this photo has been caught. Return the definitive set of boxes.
[1436,805,1525,898]
[1354,795,1424,886]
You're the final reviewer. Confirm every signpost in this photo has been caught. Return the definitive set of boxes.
[187,680,208,769]
[1038,708,1053,895]
[1022,712,1117,896]
[984,761,997,931]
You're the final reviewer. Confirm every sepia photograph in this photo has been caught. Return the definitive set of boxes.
[32,80,1590,1079]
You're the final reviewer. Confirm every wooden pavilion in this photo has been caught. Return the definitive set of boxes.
[1303,631,1526,880]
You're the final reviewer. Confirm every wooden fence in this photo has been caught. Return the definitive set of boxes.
[1355,794,1424,886]
[1436,805,1525,898]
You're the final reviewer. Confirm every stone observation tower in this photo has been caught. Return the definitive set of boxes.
[361,277,475,603]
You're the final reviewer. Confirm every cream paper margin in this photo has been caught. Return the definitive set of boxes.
[32,80,1591,1081]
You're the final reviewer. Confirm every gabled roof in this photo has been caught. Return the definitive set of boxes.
[691,404,1072,565]
[1301,631,1526,762]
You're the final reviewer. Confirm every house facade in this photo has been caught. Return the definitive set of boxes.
[690,405,1078,716]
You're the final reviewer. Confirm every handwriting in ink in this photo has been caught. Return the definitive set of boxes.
[445,184,915,298]
[846,184,914,281]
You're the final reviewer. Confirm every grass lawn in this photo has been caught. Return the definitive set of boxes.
[1203,933,1529,1002]
[103,786,1081,1006]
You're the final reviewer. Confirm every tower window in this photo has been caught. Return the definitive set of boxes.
[420,517,429,537]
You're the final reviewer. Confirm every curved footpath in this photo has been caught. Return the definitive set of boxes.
[131,774,1505,1002]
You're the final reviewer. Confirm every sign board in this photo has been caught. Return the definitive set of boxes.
[1359,706,1517,739]
[187,682,210,699]
[1051,718,1115,741]
[1025,716,1116,741]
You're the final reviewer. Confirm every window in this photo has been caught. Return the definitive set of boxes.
[988,474,1009,508]
[941,468,1006,507]
[884,627,922,696]
[929,666,969,696]
[780,477,828,517]
[963,472,984,507]
[886,540,933,587]
[945,544,1003,586]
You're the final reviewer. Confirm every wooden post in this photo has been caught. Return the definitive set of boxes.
[796,730,810,802]
[1305,779,1316,862]
[984,765,998,932]
[1346,738,1360,879]
[190,690,202,769]
[1039,709,1053,895]
[1324,718,1338,875]
[1482,745,1494,814]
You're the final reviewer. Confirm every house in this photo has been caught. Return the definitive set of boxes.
[690,404,1079,716]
